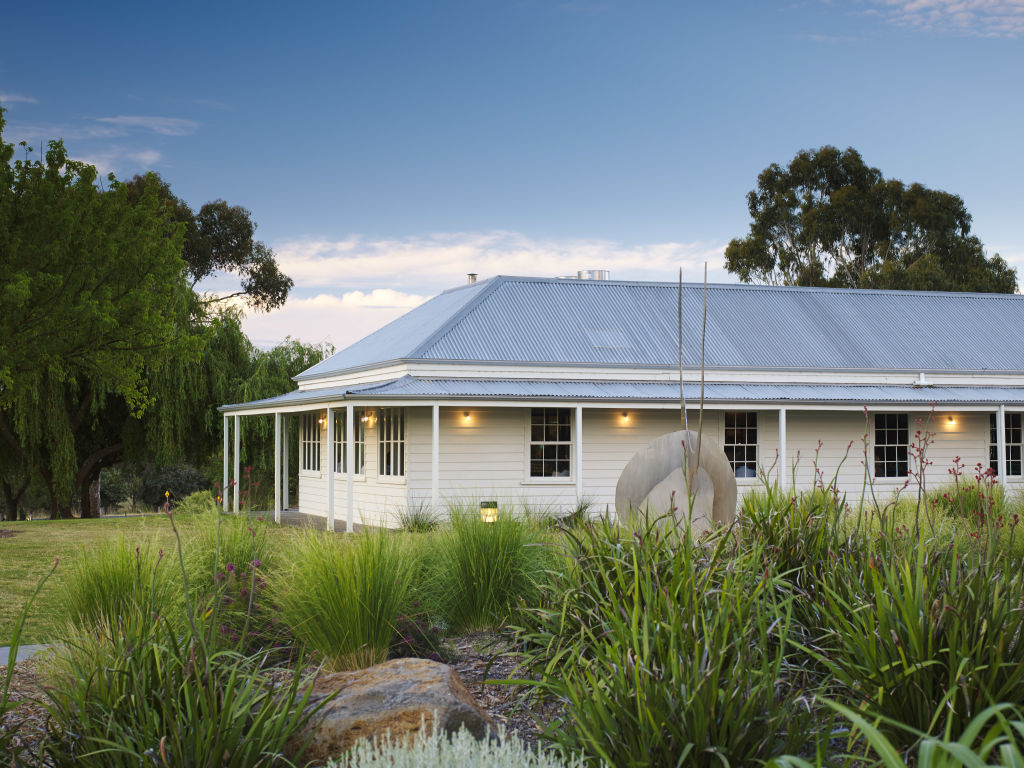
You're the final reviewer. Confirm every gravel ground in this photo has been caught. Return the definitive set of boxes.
[0,634,564,764]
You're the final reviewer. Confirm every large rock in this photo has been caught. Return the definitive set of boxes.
[288,658,497,763]
[615,430,737,532]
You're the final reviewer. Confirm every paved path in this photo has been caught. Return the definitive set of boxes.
[0,644,46,666]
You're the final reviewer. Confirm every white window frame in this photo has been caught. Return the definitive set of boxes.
[378,407,406,481]
[723,411,758,479]
[299,412,322,474]
[874,412,909,479]
[525,408,574,482]
[333,409,366,478]
[990,412,1023,477]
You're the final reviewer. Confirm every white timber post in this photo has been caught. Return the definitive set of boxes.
[778,407,788,489]
[326,408,335,532]
[233,415,240,515]
[346,404,354,533]
[282,416,290,510]
[222,414,229,512]
[997,405,1007,480]
[273,411,281,524]
[575,405,584,503]
[431,404,440,515]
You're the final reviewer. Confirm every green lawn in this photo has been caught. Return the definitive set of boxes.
[1,516,184,644]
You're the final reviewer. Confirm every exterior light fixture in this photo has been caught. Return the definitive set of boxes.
[464,411,471,422]
[622,411,630,422]
[480,501,498,523]
[947,415,957,426]
[361,409,377,427]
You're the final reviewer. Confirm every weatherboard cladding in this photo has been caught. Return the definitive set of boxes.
[295,276,1024,379]
[220,377,1024,411]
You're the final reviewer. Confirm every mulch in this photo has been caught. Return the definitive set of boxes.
[0,634,564,764]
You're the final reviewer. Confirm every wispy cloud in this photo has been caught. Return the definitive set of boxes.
[74,148,162,177]
[95,115,200,136]
[869,0,1024,37]
[209,230,730,348]
[0,92,37,104]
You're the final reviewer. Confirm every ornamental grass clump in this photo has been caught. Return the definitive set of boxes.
[434,506,556,632]
[811,536,1024,744]
[58,536,180,632]
[272,528,417,671]
[512,512,816,768]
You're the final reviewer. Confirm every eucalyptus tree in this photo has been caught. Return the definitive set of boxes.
[725,146,1017,293]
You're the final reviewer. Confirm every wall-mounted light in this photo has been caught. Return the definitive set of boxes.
[480,501,498,523]
[463,411,472,422]
[317,412,327,428]
[360,409,377,427]
[947,415,957,426]
[622,411,630,423]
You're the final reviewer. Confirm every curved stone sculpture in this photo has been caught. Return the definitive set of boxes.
[614,430,737,533]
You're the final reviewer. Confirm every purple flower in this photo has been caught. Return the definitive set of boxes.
[226,563,235,572]
[251,558,262,569]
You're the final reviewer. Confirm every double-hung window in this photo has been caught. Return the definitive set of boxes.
[990,413,1023,477]
[874,413,908,478]
[724,412,757,478]
[378,408,406,478]
[300,412,322,472]
[333,409,366,475]
[529,408,572,478]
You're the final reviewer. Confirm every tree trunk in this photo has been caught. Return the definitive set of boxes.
[74,443,123,520]
[79,477,101,519]
[1,479,29,522]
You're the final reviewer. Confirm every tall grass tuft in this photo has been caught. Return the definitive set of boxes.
[513,512,816,768]
[58,537,180,631]
[272,529,417,671]
[434,507,555,632]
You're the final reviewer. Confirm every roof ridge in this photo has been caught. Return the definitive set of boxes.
[406,276,510,358]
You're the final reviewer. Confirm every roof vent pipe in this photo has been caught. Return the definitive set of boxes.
[576,269,610,280]
[467,273,477,284]
[912,372,933,388]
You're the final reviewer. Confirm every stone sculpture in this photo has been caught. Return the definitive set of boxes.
[614,430,737,533]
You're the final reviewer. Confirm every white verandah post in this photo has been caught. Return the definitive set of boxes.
[222,414,229,512]
[326,408,335,532]
[997,404,1007,480]
[778,407,787,489]
[233,414,240,514]
[575,405,583,503]
[431,404,440,515]
[274,411,281,524]
[346,404,354,533]
[282,415,289,510]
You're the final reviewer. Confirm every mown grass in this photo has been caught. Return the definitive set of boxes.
[0,517,178,644]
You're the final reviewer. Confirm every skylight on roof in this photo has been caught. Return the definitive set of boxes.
[585,328,632,349]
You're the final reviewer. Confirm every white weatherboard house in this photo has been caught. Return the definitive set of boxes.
[220,274,1024,530]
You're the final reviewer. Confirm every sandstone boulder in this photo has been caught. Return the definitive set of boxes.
[288,658,497,764]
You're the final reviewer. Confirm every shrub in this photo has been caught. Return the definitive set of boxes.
[331,723,591,768]
[397,503,440,532]
[433,508,555,631]
[58,537,180,632]
[141,463,210,507]
[513,513,816,768]
[175,489,220,516]
[272,529,417,671]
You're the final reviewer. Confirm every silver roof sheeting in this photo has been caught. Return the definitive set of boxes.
[294,276,1024,380]
[220,376,1024,411]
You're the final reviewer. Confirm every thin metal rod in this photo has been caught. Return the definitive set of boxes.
[679,268,688,433]
[695,263,708,475]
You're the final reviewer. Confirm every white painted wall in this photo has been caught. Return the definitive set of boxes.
[295,405,1022,527]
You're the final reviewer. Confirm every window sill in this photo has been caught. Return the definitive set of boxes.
[377,475,407,485]
[520,479,575,486]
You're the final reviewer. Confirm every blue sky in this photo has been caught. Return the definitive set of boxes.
[3,0,1022,349]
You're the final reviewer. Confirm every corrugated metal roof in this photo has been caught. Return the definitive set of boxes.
[221,376,1024,411]
[295,276,1024,379]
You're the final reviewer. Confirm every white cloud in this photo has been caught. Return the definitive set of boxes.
[239,290,429,349]
[95,115,200,136]
[223,230,730,349]
[870,0,1024,37]
[0,92,37,104]
[75,148,162,177]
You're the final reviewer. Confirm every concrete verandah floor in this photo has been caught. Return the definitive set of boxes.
[245,508,364,532]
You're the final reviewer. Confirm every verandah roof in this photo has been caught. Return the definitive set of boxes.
[220,376,1024,413]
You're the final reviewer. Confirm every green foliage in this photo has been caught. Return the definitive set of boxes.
[769,702,1024,768]
[58,537,180,631]
[332,723,592,768]
[434,507,555,632]
[174,489,221,516]
[812,538,1024,743]
[272,529,417,671]
[397,503,441,532]
[725,145,1017,292]
[44,603,319,767]
[513,514,816,768]
[141,463,211,507]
